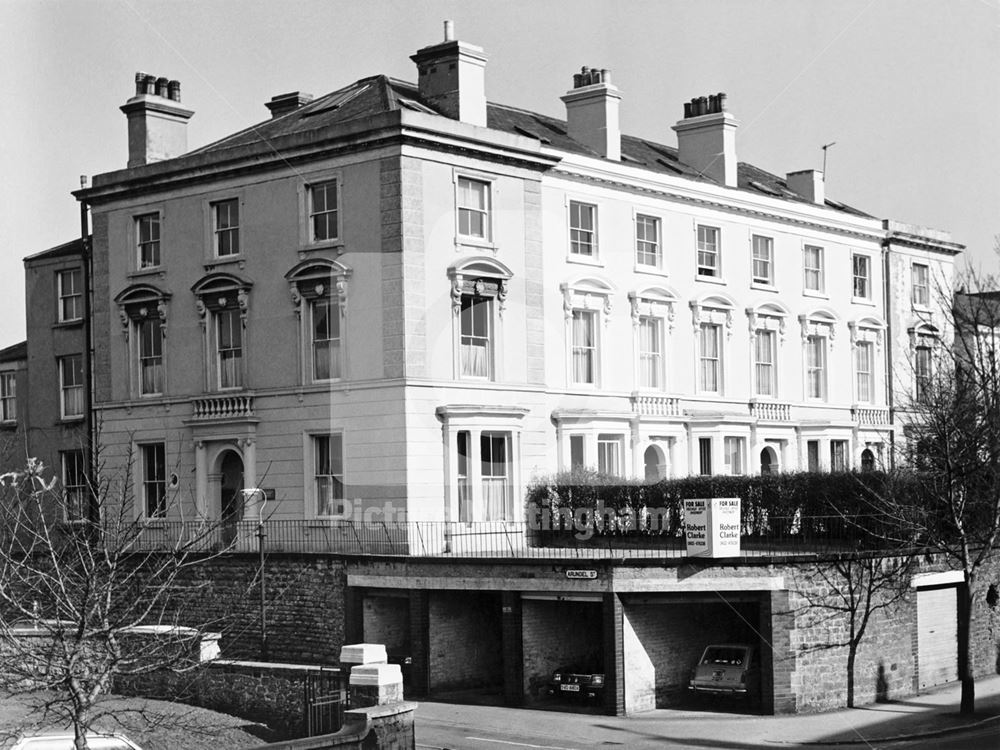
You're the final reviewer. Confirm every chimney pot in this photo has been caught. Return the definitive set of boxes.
[673,92,739,186]
[601,69,610,84]
[444,20,454,41]
[411,29,488,126]
[122,72,194,167]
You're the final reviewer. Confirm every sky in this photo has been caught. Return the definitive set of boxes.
[1,0,998,347]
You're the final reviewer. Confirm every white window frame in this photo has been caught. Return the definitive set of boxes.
[562,278,614,388]
[137,316,164,396]
[852,253,871,301]
[216,307,244,390]
[699,322,722,394]
[855,340,874,404]
[597,434,624,477]
[696,225,720,278]
[139,442,166,519]
[456,176,491,243]
[309,295,342,382]
[136,212,162,270]
[308,179,341,244]
[698,437,713,476]
[751,235,774,286]
[754,328,777,397]
[830,440,848,472]
[805,334,827,401]
[803,245,825,293]
[212,198,241,258]
[455,429,515,522]
[723,436,746,475]
[915,337,934,401]
[637,315,664,390]
[58,268,83,323]
[635,213,661,270]
[62,450,87,523]
[59,354,84,420]
[569,200,598,258]
[312,433,345,518]
[911,263,930,307]
[0,371,15,422]
[571,308,599,386]
[459,293,492,380]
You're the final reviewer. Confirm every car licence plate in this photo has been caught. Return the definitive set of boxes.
[560,684,580,692]
[712,670,725,681]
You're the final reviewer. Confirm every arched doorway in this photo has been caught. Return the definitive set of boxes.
[861,448,875,472]
[219,450,244,544]
[644,445,666,482]
[760,446,778,475]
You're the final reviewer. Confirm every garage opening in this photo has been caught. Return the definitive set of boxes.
[622,595,762,713]
[521,595,605,710]
[361,591,411,690]
[428,590,503,698]
[917,584,958,689]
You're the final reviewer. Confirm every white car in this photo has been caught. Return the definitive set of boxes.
[10,734,143,750]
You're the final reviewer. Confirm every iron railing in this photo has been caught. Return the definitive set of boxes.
[102,515,916,559]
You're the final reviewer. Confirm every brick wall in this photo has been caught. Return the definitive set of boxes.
[521,599,603,699]
[622,599,758,708]
[167,554,347,665]
[428,591,502,691]
[970,554,1000,678]
[362,593,410,654]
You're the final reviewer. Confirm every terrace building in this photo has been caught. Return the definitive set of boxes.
[68,26,977,715]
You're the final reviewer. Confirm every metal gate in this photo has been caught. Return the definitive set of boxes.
[304,668,347,736]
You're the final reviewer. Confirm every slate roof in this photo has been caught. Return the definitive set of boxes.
[23,237,88,263]
[179,75,871,217]
[0,341,27,363]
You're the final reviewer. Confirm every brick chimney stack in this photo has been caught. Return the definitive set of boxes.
[672,93,739,187]
[561,67,622,161]
[266,92,314,119]
[410,21,488,127]
[120,72,194,168]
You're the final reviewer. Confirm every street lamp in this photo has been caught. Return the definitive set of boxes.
[242,487,268,661]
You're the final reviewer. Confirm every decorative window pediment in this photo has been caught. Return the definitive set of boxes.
[629,285,677,330]
[690,293,736,337]
[448,256,512,317]
[192,272,253,324]
[561,275,615,322]
[799,307,840,345]
[907,321,940,351]
[849,315,886,349]
[746,300,790,340]
[285,258,352,317]
[114,283,172,338]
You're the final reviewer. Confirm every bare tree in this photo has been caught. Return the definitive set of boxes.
[791,552,914,707]
[871,272,1000,714]
[0,451,247,749]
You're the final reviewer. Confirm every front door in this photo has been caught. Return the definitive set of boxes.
[220,451,244,545]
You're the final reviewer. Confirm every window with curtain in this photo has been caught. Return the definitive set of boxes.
[217,308,243,389]
[638,316,662,389]
[806,335,826,399]
[457,431,471,523]
[697,225,720,277]
[141,442,166,518]
[699,323,721,392]
[635,214,660,268]
[754,329,776,396]
[572,309,597,384]
[60,355,84,419]
[724,436,745,475]
[311,296,341,381]
[481,432,511,521]
[752,235,773,285]
[803,245,824,292]
[855,341,873,403]
[460,294,491,378]
[138,317,163,395]
[597,434,622,476]
[457,178,489,239]
[315,434,344,517]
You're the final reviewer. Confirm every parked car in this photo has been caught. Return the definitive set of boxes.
[10,734,143,750]
[688,643,758,699]
[546,664,606,701]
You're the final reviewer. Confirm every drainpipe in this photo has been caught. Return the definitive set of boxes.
[882,239,895,469]
[78,177,96,520]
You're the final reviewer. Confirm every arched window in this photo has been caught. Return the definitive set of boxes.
[191,272,253,391]
[115,283,172,397]
[449,257,513,382]
[861,448,875,472]
[286,259,352,384]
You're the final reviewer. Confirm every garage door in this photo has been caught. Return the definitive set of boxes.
[917,586,957,689]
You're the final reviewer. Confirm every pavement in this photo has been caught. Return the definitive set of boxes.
[416,674,1000,748]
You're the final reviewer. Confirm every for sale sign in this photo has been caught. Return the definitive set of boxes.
[684,497,741,558]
